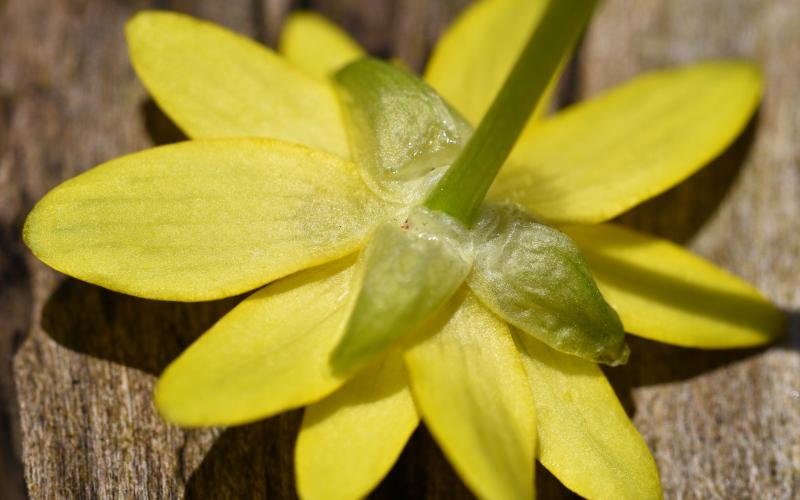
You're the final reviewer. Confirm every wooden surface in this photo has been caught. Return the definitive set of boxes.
[1,0,798,498]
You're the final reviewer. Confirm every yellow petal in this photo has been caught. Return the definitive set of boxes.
[279,11,364,78]
[126,11,349,157]
[296,351,418,500]
[24,138,387,301]
[564,223,785,347]
[493,62,763,224]
[424,0,551,125]
[404,292,535,500]
[155,258,355,427]
[515,332,662,500]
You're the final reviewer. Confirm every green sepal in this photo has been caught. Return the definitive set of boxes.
[330,207,473,373]
[334,58,472,204]
[468,204,629,365]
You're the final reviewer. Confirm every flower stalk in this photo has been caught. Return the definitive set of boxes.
[425,0,598,225]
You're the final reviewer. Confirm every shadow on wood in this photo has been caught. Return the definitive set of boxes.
[140,99,189,146]
[182,413,581,500]
[139,99,189,146]
[184,411,302,499]
[603,337,769,418]
[41,278,242,375]
[375,426,580,499]
[372,425,474,500]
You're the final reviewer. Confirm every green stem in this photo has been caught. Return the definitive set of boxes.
[424,0,598,225]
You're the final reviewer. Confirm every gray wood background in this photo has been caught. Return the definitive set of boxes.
[1,0,798,498]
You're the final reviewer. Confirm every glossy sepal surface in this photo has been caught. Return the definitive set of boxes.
[468,204,629,365]
[335,58,472,203]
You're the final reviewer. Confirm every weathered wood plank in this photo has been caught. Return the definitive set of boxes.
[1,0,797,498]
[582,2,800,498]
[0,2,270,498]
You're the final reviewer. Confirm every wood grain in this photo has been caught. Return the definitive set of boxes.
[1,0,797,498]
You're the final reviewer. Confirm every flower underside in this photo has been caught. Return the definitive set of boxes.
[330,56,630,374]
[22,1,785,499]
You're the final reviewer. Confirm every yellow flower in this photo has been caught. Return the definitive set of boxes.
[22,1,784,499]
